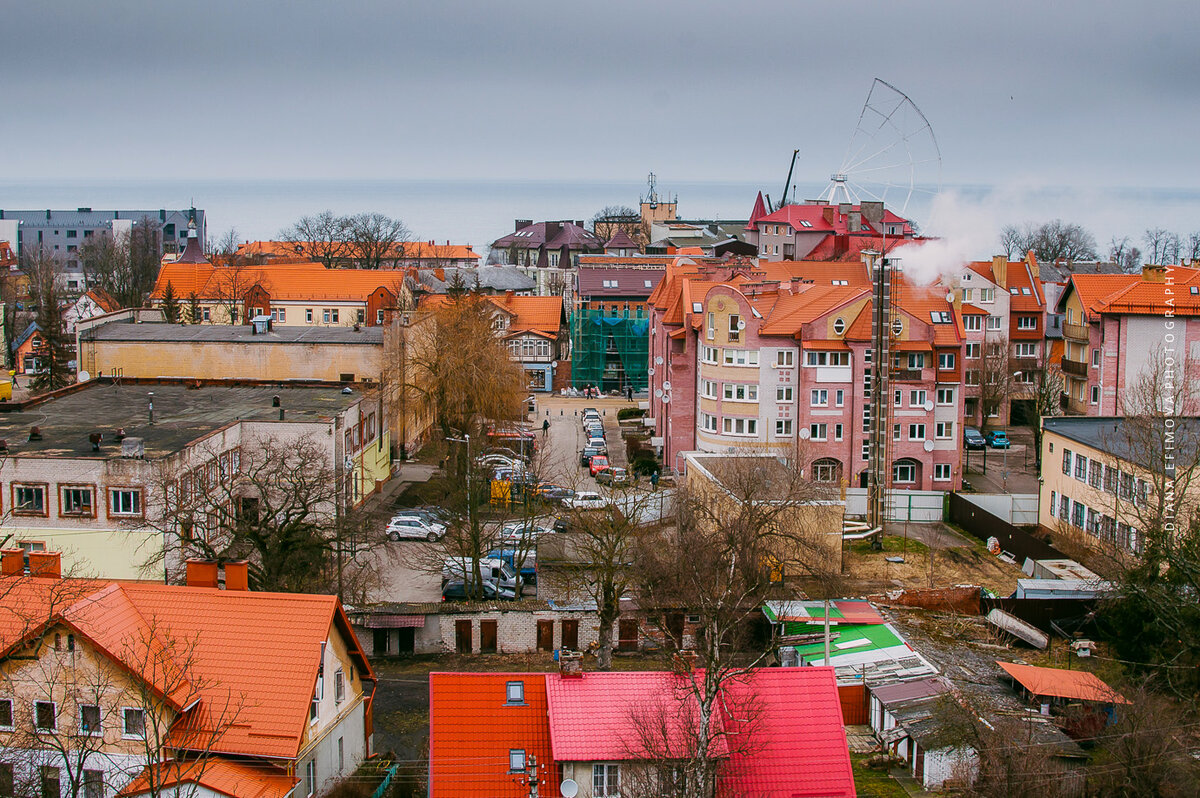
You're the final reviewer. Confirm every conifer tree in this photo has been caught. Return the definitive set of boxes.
[161,280,180,323]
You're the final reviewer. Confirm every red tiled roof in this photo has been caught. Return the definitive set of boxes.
[746,191,768,231]
[86,288,122,313]
[603,230,640,250]
[429,673,557,798]
[719,668,855,798]
[1087,267,1200,315]
[419,293,565,337]
[997,661,1128,704]
[1065,273,1140,318]
[151,262,405,303]
[0,577,371,761]
[119,757,298,798]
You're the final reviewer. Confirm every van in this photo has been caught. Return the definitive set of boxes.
[442,557,518,593]
[488,548,537,584]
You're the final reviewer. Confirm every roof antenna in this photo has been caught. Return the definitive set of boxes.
[779,149,799,211]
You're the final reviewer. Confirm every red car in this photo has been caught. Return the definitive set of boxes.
[588,455,610,477]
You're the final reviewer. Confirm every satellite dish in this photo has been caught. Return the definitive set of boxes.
[655,388,663,398]
[737,319,746,330]
[662,394,671,404]
[344,457,354,471]
[647,367,655,376]
[77,371,91,383]
[662,381,672,391]
[923,440,935,452]
[799,428,811,440]
[945,290,955,303]
[560,780,579,798]
[654,356,664,365]
[923,400,934,412]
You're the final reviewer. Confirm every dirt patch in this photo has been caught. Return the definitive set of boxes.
[838,533,1023,595]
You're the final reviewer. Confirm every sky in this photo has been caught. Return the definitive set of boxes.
[4,1,1199,248]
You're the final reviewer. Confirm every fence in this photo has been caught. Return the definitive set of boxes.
[958,492,1039,525]
[838,683,869,725]
[844,488,945,522]
[947,492,1065,563]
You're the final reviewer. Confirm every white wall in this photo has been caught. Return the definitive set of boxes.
[958,493,1039,525]
[844,488,944,521]
[920,746,978,790]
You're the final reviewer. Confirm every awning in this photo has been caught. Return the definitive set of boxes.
[364,615,426,629]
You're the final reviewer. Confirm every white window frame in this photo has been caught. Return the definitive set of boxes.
[835,389,844,407]
[776,350,794,367]
[700,380,718,400]
[986,316,1001,330]
[938,353,955,370]
[121,707,145,739]
[593,764,620,798]
[810,389,828,407]
[509,749,527,773]
[909,390,927,407]
[893,462,916,483]
[908,424,926,441]
[775,419,793,436]
[935,421,952,439]
[334,669,345,704]
[108,488,142,517]
[809,423,828,441]
[963,315,981,332]
[936,388,954,405]
[965,342,981,359]
[980,288,995,303]
[701,346,719,364]
[79,704,102,736]
[1017,316,1037,330]
[934,463,952,481]
[1014,342,1037,358]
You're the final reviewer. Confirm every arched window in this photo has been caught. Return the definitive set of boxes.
[812,458,843,483]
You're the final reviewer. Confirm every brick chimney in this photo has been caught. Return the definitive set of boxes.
[28,551,61,578]
[224,561,250,591]
[185,559,220,588]
[992,254,1008,289]
[1143,264,1168,283]
[1,549,24,576]
[1026,250,1040,282]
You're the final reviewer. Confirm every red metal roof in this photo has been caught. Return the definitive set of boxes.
[119,757,298,798]
[997,661,1128,704]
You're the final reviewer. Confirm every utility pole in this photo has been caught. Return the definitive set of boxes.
[518,755,540,798]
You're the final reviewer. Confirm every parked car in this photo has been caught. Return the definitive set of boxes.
[533,483,574,503]
[587,437,607,453]
[387,516,446,541]
[963,428,986,450]
[579,446,604,467]
[596,466,631,487]
[985,430,1011,449]
[399,505,454,524]
[563,491,608,511]
[477,453,523,469]
[441,580,517,601]
[488,548,537,584]
[498,522,554,544]
[442,557,518,592]
[588,455,610,476]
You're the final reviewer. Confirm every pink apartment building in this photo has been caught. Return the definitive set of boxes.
[647,257,966,491]
[1056,264,1200,415]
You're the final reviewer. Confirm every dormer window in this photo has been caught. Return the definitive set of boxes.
[832,318,846,335]
[506,681,525,705]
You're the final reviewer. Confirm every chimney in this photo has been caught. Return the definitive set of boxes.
[185,559,220,588]
[224,560,250,591]
[28,551,61,578]
[1,549,24,576]
[559,650,583,678]
[992,255,1008,288]
[672,650,698,675]
[1143,264,1168,283]
[89,432,103,452]
[1026,250,1040,282]
[822,206,836,226]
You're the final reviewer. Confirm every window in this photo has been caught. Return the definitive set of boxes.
[355,309,365,324]
[936,422,953,439]
[306,760,316,797]
[906,353,926,370]
[722,349,758,366]
[1059,494,1070,520]
[1071,501,1085,528]
[593,764,620,798]
[509,750,526,773]
[506,681,525,705]
[965,370,980,386]
[338,736,345,772]
[109,489,142,517]
[809,424,827,441]
[835,389,844,407]
[0,764,13,797]
[1075,454,1088,481]
[986,315,1001,330]
[1091,385,1100,404]
[122,708,145,737]
[894,390,902,407]
[35,701,56,731]
[1119,471,1134,500]
[776,350,794,367]
[323,309,331,323]
[14,484,46,516]
[1014,343,1037,358]
[60,486,94,517]
[892,424,901,441]
[776,387,793,402]
[980,288,995,303]
[728,314,741,341]
[0,699,11,729]
[700,380,717,399]
[1104,465,1117,494]
[1092,348,1100,367]
[965,342,981,359]
[909,390,927,407]
[701,346,719,364]
[1062,449,1073,475]
[812,459,840,482]
[833,317,846,334]
[80,704,101,735]
[305,308,314,323]
[251,306,263,319]
[722,417,757,436]
[1088,460,1102,489]
[835,423,843,441]
[700,413,718,432]
[775,419,793,436]
[334,669,345,704]
[376,309,384,324]
[938,353,955,370]
[66,229,77,238]
[229,307,238,324]
[723,383,757,401]
[963,315,982,332]
[934,463,951,481]
[272,307,287,323]
[937,388,954,405]
[862,442,870,461]
[929,311,952,324]
[804,351,849,366]
[810,389,828,406]
[41,767,59,798]
[893,462,916,483]
[1017,316,1037,330]
[908,424,926,441]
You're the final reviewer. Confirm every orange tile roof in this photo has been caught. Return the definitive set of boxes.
[238,240,479,262]
[0,577,371,761]
[1065,273,1140,318]
[151,262,405,303]
[997,661,1128,704]
[418,294,565,337]
[119,757,298,798]
[1086,267,1200,315]
[429,673,557,798]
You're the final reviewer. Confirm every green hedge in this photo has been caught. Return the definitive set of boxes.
[617,407,647,421]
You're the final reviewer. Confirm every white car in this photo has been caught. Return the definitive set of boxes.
[387,516,446,541]
[563,491,608,511]
[498,522,554,543]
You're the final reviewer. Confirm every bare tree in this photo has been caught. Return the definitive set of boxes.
[1000,224,1033,260]
[1108,236,1143,273]
[345,213,411,270]
[976,336,1014,432]
[591,205,648,248]
[1001,221,1097,263]
[206,260,264,325]
[1187,231,1200,263]
[1027,347,1064,466]
[279,211,351,269]
[1142,228,1181,265]
[1087,681,1200,796]
[24,248,74,394]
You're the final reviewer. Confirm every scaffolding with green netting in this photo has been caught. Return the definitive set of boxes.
[570,308,650,391]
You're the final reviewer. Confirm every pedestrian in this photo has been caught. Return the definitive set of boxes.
[9,370,17,389]
[650,470,659,491]
[542,418,550,437]
[626,385,633,401]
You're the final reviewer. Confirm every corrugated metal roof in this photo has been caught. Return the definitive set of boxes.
[997,661,1128,704]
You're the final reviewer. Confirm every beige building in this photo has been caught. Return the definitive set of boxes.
[1037,416,1200,555]
[0,380,388,581]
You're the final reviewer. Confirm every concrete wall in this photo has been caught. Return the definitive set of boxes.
[844,488,945,522]
[958,493,1039,525]
[354,608,604,656]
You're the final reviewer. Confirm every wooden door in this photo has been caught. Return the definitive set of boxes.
[480,620,498,654]
[398,628,415,655]
[618,618,639,651]
[455,620,472,654]
[537,620,554,652]
[561,619,579,651]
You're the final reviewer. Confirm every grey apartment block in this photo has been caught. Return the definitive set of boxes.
[0,207,206,265]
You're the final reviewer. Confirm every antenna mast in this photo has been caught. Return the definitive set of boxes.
[778,149,799,211]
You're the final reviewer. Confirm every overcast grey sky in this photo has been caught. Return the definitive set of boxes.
[6,0,1198,189]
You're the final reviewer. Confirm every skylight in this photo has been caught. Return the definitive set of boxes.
[644,280,652,288]
[1022,287,1031,295]
[832,280,849,286]
[800,220,813,228]
[692,302,703,313]
[1010,288,1019,294]
[929,311,952,324]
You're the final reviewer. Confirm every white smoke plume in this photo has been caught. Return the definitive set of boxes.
[890,190,1008,285]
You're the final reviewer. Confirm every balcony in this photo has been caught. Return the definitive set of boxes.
[892,369,924,382]
[1060,356,1088,377]
[1063,321,1090,341]
[1013,357,1039,373]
